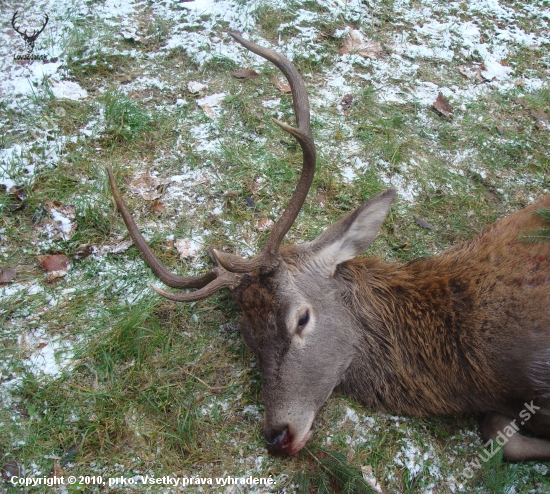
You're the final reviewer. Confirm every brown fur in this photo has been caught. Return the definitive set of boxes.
[335,197,550,435]
[233,196,550,458]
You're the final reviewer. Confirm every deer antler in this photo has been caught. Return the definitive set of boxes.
[107,166,242,301]
[107,32,316,301]
[211,32,316,274]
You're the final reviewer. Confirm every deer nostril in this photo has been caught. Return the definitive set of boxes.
[265,427,291,454]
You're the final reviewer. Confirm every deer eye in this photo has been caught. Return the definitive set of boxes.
[297,311,310,333]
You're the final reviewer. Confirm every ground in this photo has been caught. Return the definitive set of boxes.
[0,0,549,492]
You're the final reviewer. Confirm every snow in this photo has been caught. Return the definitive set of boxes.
[0,0,549,489]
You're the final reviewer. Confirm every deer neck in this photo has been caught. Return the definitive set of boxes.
[334,255,499,417]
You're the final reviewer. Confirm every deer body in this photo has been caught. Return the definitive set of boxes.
[337,197,550,421]
[107,32,550,462]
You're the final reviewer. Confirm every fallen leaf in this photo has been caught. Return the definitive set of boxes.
[45,270,69,282]
[271,76,291,93]
[433,92,452,118]
[458,65,484,83]
[515,97,528,108]
[121,28,143,43]
[175,239,199,259]
[39,254,70,272]
[43,201,77,240]
[530,109,549,130]
[7,203,26,212]
[151,200,166,212]
[317,193,326,207]
[392,242,411,251]
[101,239,133,255]
[1,461,22,479]
[197,93,226,118]
[257,218,274,231]
[70,244,94,260]
[496,125,505,135]
[0,268,15,284]
[340,30,383,59]
[414,216,436,230]
[187,81,207,95]
[480,60,512,81]
[341,94,353,110]
[130,171,170,201]
[50,461,64,478]
[232,69,259,79]
[8,185,26,202]
[37,342,48,350]
[361,465,384,494]
[61,445,79,467]
[485,187,503,203]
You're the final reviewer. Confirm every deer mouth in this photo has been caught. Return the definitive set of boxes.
[288,429,313,455]
[265,413,315,455]
[266,427,313,456]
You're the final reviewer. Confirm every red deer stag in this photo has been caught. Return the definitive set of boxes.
[107,32,550,461]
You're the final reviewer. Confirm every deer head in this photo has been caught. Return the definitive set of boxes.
[11,11,49,54]
[107,32,395,455]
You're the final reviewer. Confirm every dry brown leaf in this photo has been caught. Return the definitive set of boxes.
[151,200,166,212]
[433,92,452,118]
[71,244,94,260]
[50,461,64,480]
[197,93,226,118]
[232,69,259,79]
[46,271,68,282]
[340,30,383,59]
[8,186,26,202]
[39,254,70,272]
[130,171,170,201]
[175,239,199,259]
[100,239,133,255]
[341,94,353,109]
[414,216,436,230]
[1,461,22,479]
[43,201,77,240]
[257,218,274,231]
[271,76,291,93]
[458,65,484,83]
[530,109,549,130]
[0,268,15,284]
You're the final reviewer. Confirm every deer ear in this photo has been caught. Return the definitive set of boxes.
[308,189,396,273]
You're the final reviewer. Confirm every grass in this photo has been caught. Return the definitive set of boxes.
[1,0,549,492]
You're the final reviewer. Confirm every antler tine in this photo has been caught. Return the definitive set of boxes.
[212,32,317,274]
[106,166,218,289]
[150,258,242,302]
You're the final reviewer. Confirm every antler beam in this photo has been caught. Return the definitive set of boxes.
[107,32,317,301]
[211,32,317,274]
[107,166,218,289]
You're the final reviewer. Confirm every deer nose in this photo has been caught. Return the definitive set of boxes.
[265,426,291,455]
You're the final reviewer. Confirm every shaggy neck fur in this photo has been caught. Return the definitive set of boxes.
[335,204,550,418]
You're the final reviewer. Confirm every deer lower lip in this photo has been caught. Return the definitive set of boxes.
[287,430,313,455]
